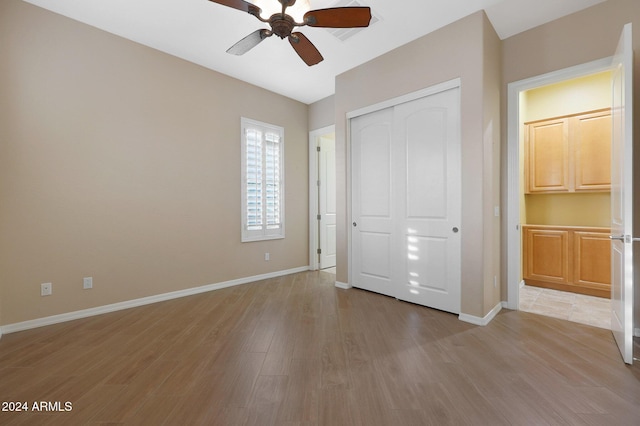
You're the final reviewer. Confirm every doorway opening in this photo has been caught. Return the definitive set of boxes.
[506,58,614,330]
[309,125,336,272]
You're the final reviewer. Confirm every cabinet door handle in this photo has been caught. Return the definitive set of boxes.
[610,235,640,242]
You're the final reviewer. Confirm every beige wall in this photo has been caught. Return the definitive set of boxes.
[334,11,501,318]
[0,0,309,325]
[501,0,640,323]
[483,13,503,317]
[309,95,335,131]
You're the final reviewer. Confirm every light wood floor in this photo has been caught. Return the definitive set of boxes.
[1,271,639,425]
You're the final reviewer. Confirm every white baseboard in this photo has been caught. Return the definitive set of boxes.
[0,266,310,335]
[335,281,351,290]
[459,302,503,326]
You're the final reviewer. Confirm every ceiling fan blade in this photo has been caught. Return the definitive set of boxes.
[303,7,371,28]
[289,32,323,66]
[227,29,272,55]
[208,0,262,17]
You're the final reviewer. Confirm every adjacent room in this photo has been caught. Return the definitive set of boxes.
[518,72,614,329]
[1,0,639,424]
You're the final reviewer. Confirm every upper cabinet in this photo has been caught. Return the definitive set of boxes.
[526,117,570,192]
[525,109,611,194]
[573,110,612,191]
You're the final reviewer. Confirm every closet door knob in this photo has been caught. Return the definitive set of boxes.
[452,227,459,233]
[353,222,358,227]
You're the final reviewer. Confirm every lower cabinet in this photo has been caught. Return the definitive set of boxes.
[522,225,611,298]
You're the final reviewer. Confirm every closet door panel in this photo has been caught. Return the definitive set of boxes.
[351,108,395,297]
[396,87,461,314]
[405,107,447,219]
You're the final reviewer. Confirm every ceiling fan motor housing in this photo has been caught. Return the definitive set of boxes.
[270,14,295,38]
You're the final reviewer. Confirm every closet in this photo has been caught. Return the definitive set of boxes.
[350,83,462,314]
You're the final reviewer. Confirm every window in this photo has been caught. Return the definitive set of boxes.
[241,117,285,242]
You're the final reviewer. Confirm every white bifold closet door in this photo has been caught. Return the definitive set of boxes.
[351,85,461,314]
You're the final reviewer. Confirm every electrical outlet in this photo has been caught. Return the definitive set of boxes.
[83,277,93,289]
[41,282,52,296]
[265,252,270,261]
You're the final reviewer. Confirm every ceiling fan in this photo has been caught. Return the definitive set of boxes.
[208,0,372,66]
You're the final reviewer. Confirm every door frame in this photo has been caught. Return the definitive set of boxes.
[309,125,335,271]
[346,78,461,289]
[506,58,613,309]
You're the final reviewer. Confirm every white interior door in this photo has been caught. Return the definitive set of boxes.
[351,83,461,314]
[319,135,336,269]
[610,23,634,365]
[351,107,396,297]
[395,88,461,314]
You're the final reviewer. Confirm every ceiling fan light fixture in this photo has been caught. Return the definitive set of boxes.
[287,0,311,23]
[251,0,311,23]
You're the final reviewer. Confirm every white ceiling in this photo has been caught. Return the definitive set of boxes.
[23,0,606,104]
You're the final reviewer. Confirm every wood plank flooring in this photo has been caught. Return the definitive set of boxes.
[1,271,639,425]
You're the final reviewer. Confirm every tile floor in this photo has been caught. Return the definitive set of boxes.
[519,284,611,330]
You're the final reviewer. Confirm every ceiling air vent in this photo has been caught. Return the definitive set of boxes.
[324,0,380,42]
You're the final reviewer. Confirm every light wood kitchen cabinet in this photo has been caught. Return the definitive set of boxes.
[526,118,570,193]
[573,231,612,293]
[522,225,611,298]
[523,226,571,286]
[525,109,611,194]
[573,110,612,191]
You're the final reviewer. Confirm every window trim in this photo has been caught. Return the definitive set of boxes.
[240,117,285,242]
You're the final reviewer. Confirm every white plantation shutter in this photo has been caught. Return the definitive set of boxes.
[241,118,284,241]
[264,131,282,229]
